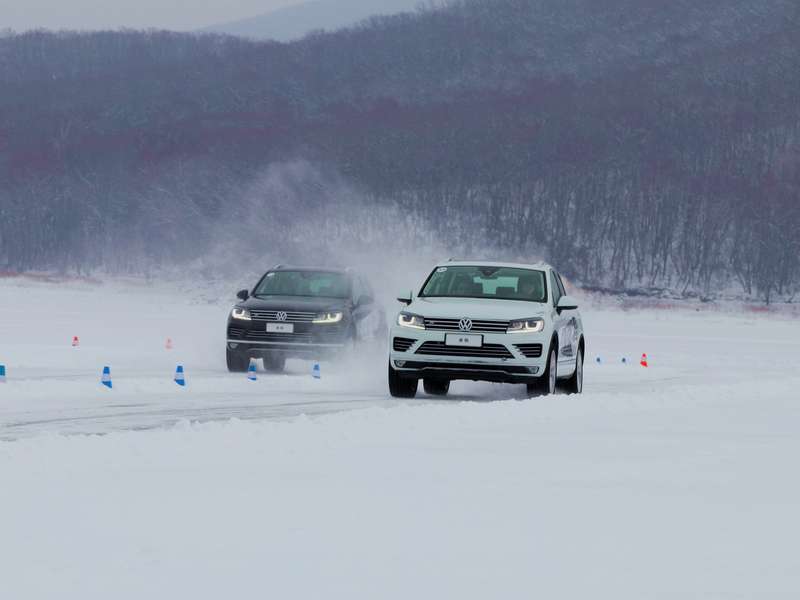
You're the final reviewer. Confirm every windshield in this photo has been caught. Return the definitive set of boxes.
[420,265,547,302]
[254,270,350,299]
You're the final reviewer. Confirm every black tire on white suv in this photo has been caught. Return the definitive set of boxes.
[388,362,418,398]
[423,379,450,396]
[527,343,557,397]
[560,342,584,394]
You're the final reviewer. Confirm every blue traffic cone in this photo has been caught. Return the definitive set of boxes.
[174,365,186,387]
[0,364,6,383]
[101,366,112,389]
[312,362,321,379]
[247,359,257,381]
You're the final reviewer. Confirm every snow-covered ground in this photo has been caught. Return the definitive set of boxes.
[2,276,800,598]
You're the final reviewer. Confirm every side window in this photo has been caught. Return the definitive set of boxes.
[362,276,375,300]
[351,275,364,303]
[550,271,562,306]
[555,272,567,298]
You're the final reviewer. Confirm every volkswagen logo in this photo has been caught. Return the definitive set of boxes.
[276,311,288,322]
[458,318,473,332]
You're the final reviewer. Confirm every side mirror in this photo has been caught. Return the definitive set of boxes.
[236,289,249,301]
[397,290,412,305]
[356,294,374,307]
[557,295,578,311]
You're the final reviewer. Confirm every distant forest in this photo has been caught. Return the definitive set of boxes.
[1,0,799,301]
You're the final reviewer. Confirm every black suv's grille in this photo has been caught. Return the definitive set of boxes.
[416,341,514,359]
[514,344,543,358]
[228,327,343,345]
[423,318,509,333]
[249,310,316,322]
[393,337,416,352]
[246,331,314,343]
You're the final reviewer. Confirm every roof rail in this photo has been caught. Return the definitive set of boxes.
[273,264,284,270]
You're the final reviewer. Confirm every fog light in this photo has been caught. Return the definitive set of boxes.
[229,343,239,349]
[395,360,406,368]
[528,366,539,374]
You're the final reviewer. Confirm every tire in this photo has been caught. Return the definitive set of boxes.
[388,362,418,398]
[226,348,249,372]
[423,379,450,396]
[561,344,584,394]
[527,344,557,397]
[263,353,286,373]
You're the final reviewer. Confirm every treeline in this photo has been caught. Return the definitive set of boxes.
[0,0,798,300]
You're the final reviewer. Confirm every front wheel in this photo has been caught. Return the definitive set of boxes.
[263,353,286,373]
[388,362,418,398]
[226,348,250,372]
[527,345,557,397]
[423,379,450,396]
[561,346,583,394]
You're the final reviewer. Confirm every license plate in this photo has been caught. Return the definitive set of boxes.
[267,323,294,334]
[445,333,483,347]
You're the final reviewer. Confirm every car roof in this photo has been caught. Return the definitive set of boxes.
[436,260,552,271]
[271,265,351,274]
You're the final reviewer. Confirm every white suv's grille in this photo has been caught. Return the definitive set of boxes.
[249,310,316,322]
[416,341,514,359]
[423,318,509,333]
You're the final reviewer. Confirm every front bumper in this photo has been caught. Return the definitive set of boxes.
[227,321,349,358]
[389,326,547,383]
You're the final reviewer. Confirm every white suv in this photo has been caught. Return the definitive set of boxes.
[388,261,584,398]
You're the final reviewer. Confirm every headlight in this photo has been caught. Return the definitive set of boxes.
[313,311,343,324]
[231,307,251,321]
[397,312,425,329]
[507,317,544,333]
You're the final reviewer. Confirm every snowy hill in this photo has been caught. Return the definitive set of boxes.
[204,0,420,41]
[2,0,799,299]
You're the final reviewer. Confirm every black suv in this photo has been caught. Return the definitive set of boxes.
[226,265,385,372]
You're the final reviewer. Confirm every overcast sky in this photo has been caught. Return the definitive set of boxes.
[1,0,310,31]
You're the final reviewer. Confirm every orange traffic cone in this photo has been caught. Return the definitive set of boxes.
[166,338,174,350]
[72,336,80,348]
[640,353,649,368]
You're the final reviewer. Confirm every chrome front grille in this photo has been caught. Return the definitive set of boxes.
[246,331,314,343]
[416,341,514,359]
[249,310,316,322]
[423,317,509,333]
[514,343,543,358]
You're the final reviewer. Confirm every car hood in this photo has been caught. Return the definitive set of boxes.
[240,295,348,312]
[407,297,547,321]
